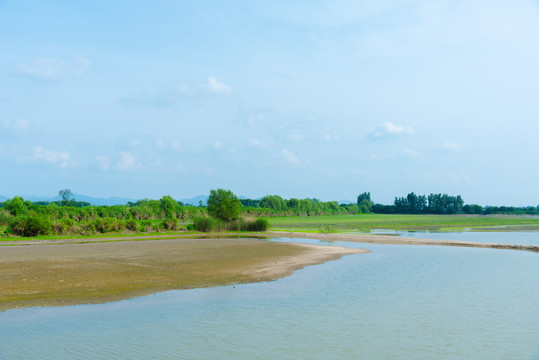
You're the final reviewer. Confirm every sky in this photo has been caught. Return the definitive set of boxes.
[1,0,539,206]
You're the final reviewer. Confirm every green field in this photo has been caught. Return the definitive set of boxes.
[265,214,539,233]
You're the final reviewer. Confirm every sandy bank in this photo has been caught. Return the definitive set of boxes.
[268,231,539,252]
[0,238,366,311]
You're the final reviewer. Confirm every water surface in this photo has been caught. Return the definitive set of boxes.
[1,233,538,359]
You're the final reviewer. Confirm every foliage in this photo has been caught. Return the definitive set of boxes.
[162,217,180,230]
[392,193,464,214]
[207,189,241,221]
[319,225,337,233]
[194,216,268,232]
[0,209,13,226]
[58,189,74,206]
[3,197,27,216]
[194,216,226,232]
[160,195,178,218]
[9,212,52,237]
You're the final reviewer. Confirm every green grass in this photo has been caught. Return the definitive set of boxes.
[265,214,539,232]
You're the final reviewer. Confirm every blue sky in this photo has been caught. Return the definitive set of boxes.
[1,0,538,205]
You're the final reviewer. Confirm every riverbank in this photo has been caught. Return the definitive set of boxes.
[0,238,366,311]
[269,231,539,252]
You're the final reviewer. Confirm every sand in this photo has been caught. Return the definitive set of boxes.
[268,231,539,251]
[2,230,536,312]
[0,237,366,311]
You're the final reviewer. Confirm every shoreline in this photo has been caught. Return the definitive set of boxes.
[0,237,366,312]
[2,230,536,312]
[267,231,539,252]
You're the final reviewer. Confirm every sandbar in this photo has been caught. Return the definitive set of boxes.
[268,231,539,252]
[0,238,366,311]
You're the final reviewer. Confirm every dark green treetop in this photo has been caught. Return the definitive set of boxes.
[207,188,241,222]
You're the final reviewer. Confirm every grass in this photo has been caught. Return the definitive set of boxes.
[266,214,539,233]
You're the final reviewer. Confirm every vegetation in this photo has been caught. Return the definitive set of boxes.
[0,189,269,238]
[1,188,537,238]
[207,188,241,221]
[266,214,539,233]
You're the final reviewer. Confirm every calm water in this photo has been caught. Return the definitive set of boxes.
[1,233,538,360]
[373,229,539,246]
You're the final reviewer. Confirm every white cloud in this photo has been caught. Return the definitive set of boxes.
[201,77,231,94]
[247,138,268,148]
[17,55,91,79]
[3,118,30,130]
[287,129,305,141]
[280,149,302,165]
[117,152,139,171]
[368,122,414,139]
[33,146,71,168]
[392,147,422,161]
[323,133,339,141]
[442,141,460,152]
[96,156,111,170]
[172,141,181,151]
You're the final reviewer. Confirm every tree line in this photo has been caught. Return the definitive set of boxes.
[2,189,538,237]
[361,192,539,215]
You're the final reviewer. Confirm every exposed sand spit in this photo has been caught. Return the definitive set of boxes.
[0,238,366,311]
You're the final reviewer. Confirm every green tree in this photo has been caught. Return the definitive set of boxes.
[159,195,178,218]
[3,196,27,216]
[58,189,73,206]
[207,188,241,222]
[357,192,373,213]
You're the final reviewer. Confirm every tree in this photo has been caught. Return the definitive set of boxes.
[58,189,73,206]
[3,196,27,216]
[207,188,241,222]
[357,192,373,213]
[159,195,178,218]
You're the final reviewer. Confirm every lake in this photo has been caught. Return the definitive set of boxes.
[1,232,538,359]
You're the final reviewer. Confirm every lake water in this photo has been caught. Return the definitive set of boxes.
[1,233,538,359]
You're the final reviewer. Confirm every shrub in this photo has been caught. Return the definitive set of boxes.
[125,219,139,231]
[243,218,269,231]
[319,225,337,233]
[93,217,124,233]
[0,209,12,226]
[9,213,52,237]
[162,217,179,230]
[194,216,226,232]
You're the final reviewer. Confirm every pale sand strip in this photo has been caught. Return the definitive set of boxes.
[268,231,539,252]
[0,238,366,311]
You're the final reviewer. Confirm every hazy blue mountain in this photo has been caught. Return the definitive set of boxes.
[1,194,138,206]
[179,195,208,206]
[0,195,7,202]
[338,199,355,205]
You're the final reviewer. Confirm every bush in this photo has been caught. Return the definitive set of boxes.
[125,219,139,231]
[93,217,124,233]
[319,225,337,233]
[0,209,12,226]
[194,216,226,232]
[162,217,179,230]
[53,218,77,235]
[228,218,269,232]
[9,213,52,237]
[244,218,269,231]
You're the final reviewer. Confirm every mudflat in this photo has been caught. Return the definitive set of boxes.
[0,238,366,311]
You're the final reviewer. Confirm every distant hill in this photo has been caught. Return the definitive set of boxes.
[179,195,208,206]
[338,199,355,205]
[1,194,254,207]
[0,193,211,206]
[0,194,138,206]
